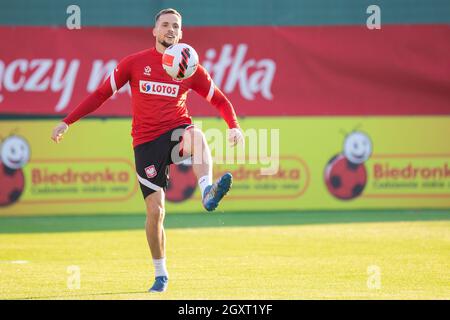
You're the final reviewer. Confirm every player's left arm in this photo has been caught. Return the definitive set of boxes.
[190,65,243,146]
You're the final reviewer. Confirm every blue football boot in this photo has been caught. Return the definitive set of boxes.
[202,173,233,212]
[148,276,168,293]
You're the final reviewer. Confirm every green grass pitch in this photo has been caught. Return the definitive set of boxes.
[0,210,449,299]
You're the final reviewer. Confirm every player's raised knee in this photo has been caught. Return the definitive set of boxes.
[183,127,206,154]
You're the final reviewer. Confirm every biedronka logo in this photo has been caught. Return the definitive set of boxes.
[0,134,136,208]
[324,130,450,200]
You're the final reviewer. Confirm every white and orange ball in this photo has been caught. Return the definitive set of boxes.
[162,43,199,80]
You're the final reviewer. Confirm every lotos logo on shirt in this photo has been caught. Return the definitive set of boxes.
[139,80,179,97]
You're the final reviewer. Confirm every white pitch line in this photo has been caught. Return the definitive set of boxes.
[0,260,30,264]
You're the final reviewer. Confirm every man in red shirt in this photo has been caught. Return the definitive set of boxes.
[51,8,243,293]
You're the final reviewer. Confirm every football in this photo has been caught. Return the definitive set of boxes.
[162,43,199,80]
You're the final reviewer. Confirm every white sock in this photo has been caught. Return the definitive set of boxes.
[199,175,212,198]
[153,258,168,278]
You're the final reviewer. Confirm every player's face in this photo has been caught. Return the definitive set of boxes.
[153,14,182,48]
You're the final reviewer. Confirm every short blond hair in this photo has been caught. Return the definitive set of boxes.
[154,8,182,25]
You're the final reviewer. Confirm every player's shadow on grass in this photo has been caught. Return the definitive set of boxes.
[0,209,449,234]
[14,291,151,300]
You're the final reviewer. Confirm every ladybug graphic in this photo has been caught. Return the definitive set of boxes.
[0,163,25,207]
[0,135,30,207]
[324,131,373,200]
[166,163,197,203]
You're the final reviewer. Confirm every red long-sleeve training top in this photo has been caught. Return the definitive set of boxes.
[63,47,239,147]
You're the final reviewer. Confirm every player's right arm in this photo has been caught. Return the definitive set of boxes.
[51,56,132,143]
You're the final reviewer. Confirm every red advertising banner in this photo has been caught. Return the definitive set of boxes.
[0,25,449,117]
